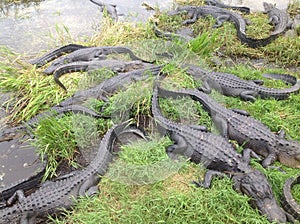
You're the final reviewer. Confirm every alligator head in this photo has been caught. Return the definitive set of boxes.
[233,170,287,223]
[277,139,300,168]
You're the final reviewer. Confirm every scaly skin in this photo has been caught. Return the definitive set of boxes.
[281,174,300,221]
[29,44,88,67]
[167,5,278,48]
[0,122,142,224]
[152,83,287,223]
[263,2,293,36]
[44,46,152,75]
[59,65,163,107]
[156,85,300,168]
[185,64,300,101]
[52,59,152,91]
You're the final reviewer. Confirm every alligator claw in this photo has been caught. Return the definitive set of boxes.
[191,180,204,188]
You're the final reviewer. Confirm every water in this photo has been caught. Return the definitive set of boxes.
[0,0,293,54]
[0,0,173,54]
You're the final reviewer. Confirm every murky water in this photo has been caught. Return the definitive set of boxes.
[0,0,173,54]
[0,0,292,54]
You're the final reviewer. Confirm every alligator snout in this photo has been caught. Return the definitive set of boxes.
[259,198,287,223]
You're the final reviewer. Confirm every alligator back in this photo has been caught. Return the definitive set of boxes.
[152,84,249,173]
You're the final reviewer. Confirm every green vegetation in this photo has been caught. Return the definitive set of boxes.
[0,0,299,223]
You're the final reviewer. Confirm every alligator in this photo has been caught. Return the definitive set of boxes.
[184,64,300,101]
[167,5,277,48]
[281,174,300,221]
[59,65,163,107]
[89,0,120,21]
[205,0,250,14]
[29,44,88,67]
[0,104,103,143]
[156,84,300,168]
[0,122,144,223]
[151,81,288,223]
[263,2,293,36]
[43,46,152,75]
[153,22,195,42]
[52,59,152,91]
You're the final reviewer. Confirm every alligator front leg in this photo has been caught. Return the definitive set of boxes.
[242,148,262,164]
[198,80,212,94]
[193,170,226,188]
[262,151,277,168]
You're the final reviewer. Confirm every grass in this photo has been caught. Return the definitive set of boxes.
[0,0,299,223]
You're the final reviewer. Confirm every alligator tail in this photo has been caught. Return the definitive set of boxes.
[258,77,300,100]
[53,63,89,91]
[29,44,87,67]
[262,73,298,85]
[237,32,278,48]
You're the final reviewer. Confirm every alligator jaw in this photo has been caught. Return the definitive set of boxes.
[233,170,287,223]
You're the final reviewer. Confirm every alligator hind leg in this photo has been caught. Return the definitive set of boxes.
[240,90,258,101]
[213,15,231,28]
[166,133,188,160]
[78,175,100,196]
[192,170,226,188]
[7,190,26,205]
[212,115,229,138]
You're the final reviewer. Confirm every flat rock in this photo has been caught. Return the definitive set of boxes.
[0,134,46,203]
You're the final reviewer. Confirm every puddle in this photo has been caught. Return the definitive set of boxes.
[0,135,45,201]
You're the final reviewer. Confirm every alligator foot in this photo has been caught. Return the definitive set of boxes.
[240,90,257,101]
[193,170,226,188]
[242,148,262,164]
[7,190,25,206]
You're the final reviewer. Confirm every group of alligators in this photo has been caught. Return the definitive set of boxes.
[0,0,300,223]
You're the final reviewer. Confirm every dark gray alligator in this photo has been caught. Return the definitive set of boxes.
[29,44,88,67]
[152,82,288,223]
[185,64,300,101]
[44,46,152,75]
[167,5,277,48]
[59,65,163,107]
[263,2,293,36]
[53,59,152,91]
[0,122,144,223]
[89,0,120,21]
[205,0,250,14]
[281,174,300,221]
[156,84,300,168]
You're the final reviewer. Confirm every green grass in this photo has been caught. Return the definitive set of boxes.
[0,1,300,223]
